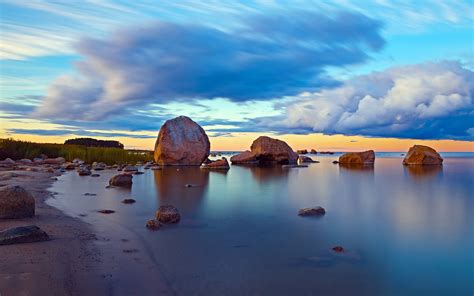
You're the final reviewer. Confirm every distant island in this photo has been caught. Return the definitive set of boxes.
[64,138,124,149]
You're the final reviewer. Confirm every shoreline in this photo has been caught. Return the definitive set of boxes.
[0,169,173,296]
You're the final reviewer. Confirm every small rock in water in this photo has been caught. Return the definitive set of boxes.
[150,166,162,170]
[84,193,97,196]
[123,249,139,253]
[185,184,196,188]
[282,164,308,168]
[0,225,49,245]
[156,205,180,224]
[90,174,100,177]
[122,198,136,204]
[332,160,339,164]
[98,209,115,214]
[332,246,345,253]
[298,206,326,217]
[133,171,144,175]
[146,219,162,230]
[109,174,133,187]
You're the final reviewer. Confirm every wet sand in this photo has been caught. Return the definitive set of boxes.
[0,170,173,296]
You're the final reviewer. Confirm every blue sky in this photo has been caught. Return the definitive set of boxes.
[0,0,473,149]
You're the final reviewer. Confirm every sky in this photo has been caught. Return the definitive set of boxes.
[0,0,473,151]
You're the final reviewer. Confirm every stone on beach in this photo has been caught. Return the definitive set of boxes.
[250,136,299,164]
[338,150,375,165]
[298,206,326,217]
[200,157,230,170]
[156,205,180,224]
[403,145,443,165]
[44,157,66,165]
[109,174,133,187]
[230,150,258,164]
[154,116,210,166]
[0,225,49,245]
[0,185,35,219]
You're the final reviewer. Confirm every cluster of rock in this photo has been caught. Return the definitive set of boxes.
[200,157,230,170]
[146,205,181,230]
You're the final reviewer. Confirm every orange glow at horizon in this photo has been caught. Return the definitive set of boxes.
[3,132,473,152]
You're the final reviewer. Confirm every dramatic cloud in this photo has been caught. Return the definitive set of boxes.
[270,61,474,140]
[35,10,384,120]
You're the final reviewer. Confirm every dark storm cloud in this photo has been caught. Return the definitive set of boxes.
[35,10,384,120]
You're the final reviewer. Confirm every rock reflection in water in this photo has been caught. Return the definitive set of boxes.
[404,165,443,180]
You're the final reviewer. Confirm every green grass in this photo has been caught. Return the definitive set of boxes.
[0,138,153,165]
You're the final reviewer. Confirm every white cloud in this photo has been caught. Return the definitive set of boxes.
[279,61,474,140]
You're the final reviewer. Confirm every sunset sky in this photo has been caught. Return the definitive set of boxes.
[1,1,473,151]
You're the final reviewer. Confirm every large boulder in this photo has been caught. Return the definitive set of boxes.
[109,174,133,187]
[250,136,298,164]
[200,157,230,170]
[0,225,49,245]
[154,116,210,166]
[230,151,258,164]
[338,150,375,165]
[403,145,443,165]
[156,205,180,224]
[0,185,35,219]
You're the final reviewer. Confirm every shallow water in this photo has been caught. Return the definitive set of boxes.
[47,156,474,295]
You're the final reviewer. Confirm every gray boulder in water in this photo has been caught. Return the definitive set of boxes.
[0,225,49,245]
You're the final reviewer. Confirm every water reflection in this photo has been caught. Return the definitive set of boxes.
[153,167,209,211]
[338,163,375,173]
[404,165,443,180]
[247,165,290,183]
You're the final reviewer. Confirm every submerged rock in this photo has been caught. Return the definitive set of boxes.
[282,164,308,168]
[122,198,136,204]
[298,206,326,217]
[230,150,258,165]
[339,150,375,165]
[403,145,443,165]
[0,225,49,245]
[154,116,210,166]
[332,246,345,253]
[200,157,230,170]
[98,209,115,214]
[109,174,133,187]
[123,165,138,173]
[146,219,162,230]
[250,136,299,164]
[156,205,180,224]
[0,185,35,219]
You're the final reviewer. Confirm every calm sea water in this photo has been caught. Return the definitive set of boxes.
[47,154,474,295]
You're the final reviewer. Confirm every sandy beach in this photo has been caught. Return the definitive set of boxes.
[0,169,173,296]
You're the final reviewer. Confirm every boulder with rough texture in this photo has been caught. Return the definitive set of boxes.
[200,157,230,170]
[0,225,49,245]
[154,116,210,166]
[339,150,375,165]
[298,206,326,217]
[230,151,258,164]
[403,145,443,165]
[156,205,180,224]
[109,174,133,187]
[250,136,299,164]
[0,185,35,219]
[44,157,66,165]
